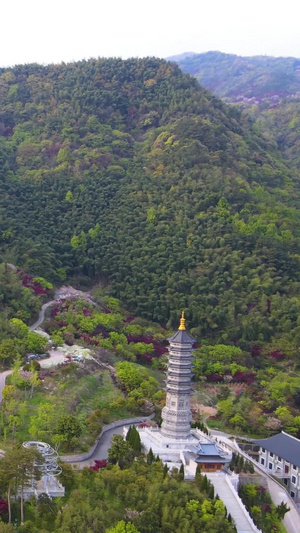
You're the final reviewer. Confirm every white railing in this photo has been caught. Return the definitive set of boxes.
[191,428,215,443]
[225,473,262,533]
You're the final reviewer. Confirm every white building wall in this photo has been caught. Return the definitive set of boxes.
[258,447,300,499]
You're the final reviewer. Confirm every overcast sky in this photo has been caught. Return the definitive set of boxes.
[1,0,300,67]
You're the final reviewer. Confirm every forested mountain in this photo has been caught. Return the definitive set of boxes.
[170,51,300,105]
[1,57,300,346]
[246,99,300,169]
[0,263,50,364]
[171,51,300,172]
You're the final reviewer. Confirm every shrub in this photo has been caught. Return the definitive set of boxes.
[23,360,41,371]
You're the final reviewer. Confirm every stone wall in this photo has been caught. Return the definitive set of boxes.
[238,474,268,489]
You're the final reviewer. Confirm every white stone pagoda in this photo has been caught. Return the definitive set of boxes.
[161,311,195,439]
[135,312,228,474]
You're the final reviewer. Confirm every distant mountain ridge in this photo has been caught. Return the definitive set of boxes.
[167,52,197,62]
[170,51,300,106]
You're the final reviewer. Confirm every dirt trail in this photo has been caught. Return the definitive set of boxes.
[55,286,97,306]
[30,285,99,333]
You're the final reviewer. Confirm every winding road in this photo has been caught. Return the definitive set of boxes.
[29,300,56,332]
[0,297,58,400]
[82,425,125,465]
[29,285,100,333]
[0,292,66,402]
[0,370,13,401]
[0,291,149,467]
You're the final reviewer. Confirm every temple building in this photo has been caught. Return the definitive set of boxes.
[187,442,229,473]
[133,313,231,476]
[254,431,300,501]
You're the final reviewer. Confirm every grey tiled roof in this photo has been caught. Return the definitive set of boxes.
[195,457,226,463]
[197,443,223,456]
[254,432,300,467]
[187,443,226,461]
[168,329,196,344]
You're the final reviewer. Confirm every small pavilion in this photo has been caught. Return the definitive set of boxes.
[185,442,229,473]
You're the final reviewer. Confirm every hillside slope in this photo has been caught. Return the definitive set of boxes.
[171,51,300,105]
[172,51,300,179]
[0,58,300,345]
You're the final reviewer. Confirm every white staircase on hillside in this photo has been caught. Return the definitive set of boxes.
[207,473,261,533]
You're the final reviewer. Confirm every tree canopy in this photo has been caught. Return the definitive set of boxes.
[0,57,300,346]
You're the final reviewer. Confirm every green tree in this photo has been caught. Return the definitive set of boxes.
[276,501,290,520]
[0,524,14,532]
[217,397,234,419]
[0,445,41,524]
[229,413,247,430]
[26,332,47,354]
[29,402,57,441]
[195,464,202,484]
[65,190,74,203]
[10,357,27,389]
[115,362,144,391]
[108,435,134,468]
[179,463,185,480]
[106,521,141,533]
[194,345,243,378]
[147,448,155,464]
[28,369,42,399]
[56,415,82,448]
[0,339,18,365]
[126,426,141,453]
[1,385,16,402]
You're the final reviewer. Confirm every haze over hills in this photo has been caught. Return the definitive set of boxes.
[167,52,197,62]
[1,57,300,345]
[170,51,300,105]
[171,51,300,174]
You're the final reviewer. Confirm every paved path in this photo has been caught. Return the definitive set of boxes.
[0,370,12,401]
[29,300,56,331]
[39,349,67,368]
[0,352,66,402]
[207,473,258,533]
[62,416,154,466]
[233,441,300,533]
[266,477,300,533]
[0,369,12,455]
[74,425,127,468]
[215,435,300,533]
[0,295,57,402]
[29,287,100,334]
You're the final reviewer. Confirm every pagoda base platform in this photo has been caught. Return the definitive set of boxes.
[134,426,211,463]
[123,426,232,479]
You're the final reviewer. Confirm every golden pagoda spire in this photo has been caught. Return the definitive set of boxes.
[178,311,186,330]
